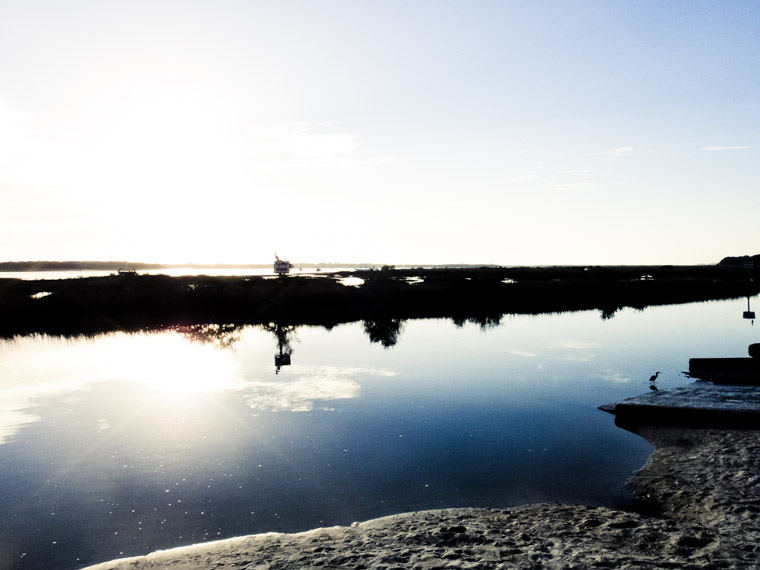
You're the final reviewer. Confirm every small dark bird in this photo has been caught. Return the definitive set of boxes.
[649,371,660,383]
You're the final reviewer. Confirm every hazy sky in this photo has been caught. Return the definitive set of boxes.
[1,1,758,265]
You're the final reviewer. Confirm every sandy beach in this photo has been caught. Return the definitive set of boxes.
[83,425,760,569]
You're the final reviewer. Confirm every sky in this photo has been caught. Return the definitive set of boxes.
[0,0,758,266]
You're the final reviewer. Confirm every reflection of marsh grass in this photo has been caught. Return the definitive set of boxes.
[175,323,242,348]
[451,315,502,330]
[363,318,404,348]
[0,265,758,337]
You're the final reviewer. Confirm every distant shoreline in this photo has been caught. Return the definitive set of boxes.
[0,260,733,272]
[0,261,355,271]
[0,261,511,275]
[1,264,758,337]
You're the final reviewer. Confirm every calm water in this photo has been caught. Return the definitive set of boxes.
[0,297,757,569]
[0,266,358,280]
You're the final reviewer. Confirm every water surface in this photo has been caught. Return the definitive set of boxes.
[0,266,356,280]
[0,297,756,569]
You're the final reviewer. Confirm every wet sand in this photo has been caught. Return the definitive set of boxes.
[84,426,760,569]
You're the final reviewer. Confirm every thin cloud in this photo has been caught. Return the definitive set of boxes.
[0,98,34,129]
[244,377,360,412]
[0,98,61,186]
[702,145,752,151]
[557,168,597,191]
[557,340,599,350]
[242,365,394,412]
[596,369,631,384]
[505,174,540,183]
[507,349,537,357]
[554,339,598,361]
[557,181,599,191]
[244,121,395,168]
[0,98,35,152]
[594,147,634,158]
[250,121,358,158]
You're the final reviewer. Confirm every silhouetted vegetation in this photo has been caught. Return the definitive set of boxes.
[1,264,758,337]
[363,318,404,348]
[176,323,243,348]
[719,254,760,267]
[451,314,503,330]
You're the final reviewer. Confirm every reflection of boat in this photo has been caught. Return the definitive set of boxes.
[270,322,293,374]
[275,352,291,368]
[744,296,755,320]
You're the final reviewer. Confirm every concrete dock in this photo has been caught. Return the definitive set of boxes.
[600,381,760,429]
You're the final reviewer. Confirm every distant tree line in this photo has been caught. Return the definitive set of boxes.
[0,261,272,271]
[1,265,759,337]
[719,254,760,267]
[0,261,380,272]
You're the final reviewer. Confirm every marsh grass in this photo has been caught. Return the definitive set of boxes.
[1,265,757,337]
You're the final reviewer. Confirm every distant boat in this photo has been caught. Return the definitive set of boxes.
[274,254,293,275]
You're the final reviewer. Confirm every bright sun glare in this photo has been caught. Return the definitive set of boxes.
[103,333,243,395]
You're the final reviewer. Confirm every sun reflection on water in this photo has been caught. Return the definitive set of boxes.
[105,333,243,395]
[0,329,379,445]
[0,331,246,444]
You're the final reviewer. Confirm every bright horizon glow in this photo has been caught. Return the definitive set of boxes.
[1,1,758,266]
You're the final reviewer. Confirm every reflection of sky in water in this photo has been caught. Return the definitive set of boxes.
[0,333,394,443]
[0,296,757,569]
